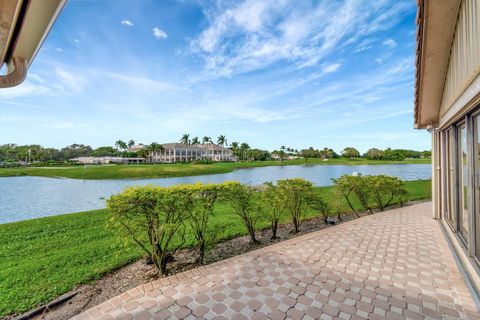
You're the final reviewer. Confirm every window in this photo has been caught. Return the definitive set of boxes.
[459,123,469,241]
[443,129,455,226]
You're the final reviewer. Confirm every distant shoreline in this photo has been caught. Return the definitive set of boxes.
[0,158,431,180]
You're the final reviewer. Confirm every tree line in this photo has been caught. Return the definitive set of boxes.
[108,175,408,275]
[0,140,430,164]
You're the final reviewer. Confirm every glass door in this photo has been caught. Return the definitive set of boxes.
[474,115,480,261]
[443,129,456,227]
[458,123,469,242]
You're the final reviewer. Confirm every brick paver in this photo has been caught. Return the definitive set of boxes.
[72,202,479,319]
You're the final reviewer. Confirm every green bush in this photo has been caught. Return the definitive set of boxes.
[107,185,190,275]
[369,175,407,210]
[261,182,286,239]
[333,174,408,214]
[222,182,260,243]
[332,175,360,217]
[306,187,330,222]
[277,178,314,232]
[107,175,409,275]
[185,183,220,264]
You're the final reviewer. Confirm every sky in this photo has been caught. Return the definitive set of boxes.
[0,0,430,153]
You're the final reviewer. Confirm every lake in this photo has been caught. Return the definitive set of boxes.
[0,164,431,224]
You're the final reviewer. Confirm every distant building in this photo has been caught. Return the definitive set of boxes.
[128,144,146,152]
[70,157,146,165]
[149,143,235,163]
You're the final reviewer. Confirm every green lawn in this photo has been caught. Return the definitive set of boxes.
[0,179,432,317]
[0,158,431,180]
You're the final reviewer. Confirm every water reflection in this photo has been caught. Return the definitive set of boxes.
[0,164,431,223]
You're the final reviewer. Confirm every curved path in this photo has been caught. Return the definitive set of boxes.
[73,202,479,320]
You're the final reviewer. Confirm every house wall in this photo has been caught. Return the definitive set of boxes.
[434,0,480,296]
[439,0,480,125]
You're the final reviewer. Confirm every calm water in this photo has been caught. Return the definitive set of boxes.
[0,164,431,224]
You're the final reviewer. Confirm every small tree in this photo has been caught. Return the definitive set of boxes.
[332,175,359,217]
[107,185,188,275]
[187,183,219,264]
[223,182,259,243]
[306,187,330,222]
[262,182,286,239]
[370,175,407,210]
[352,176,373,214]
[341,147,360,158]
[277,178,314,233]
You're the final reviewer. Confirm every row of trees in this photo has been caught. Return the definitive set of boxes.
[108,175,408,275]
[0,141,431,164]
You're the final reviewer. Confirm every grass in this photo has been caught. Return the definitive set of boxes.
[0,158,431,180]
[0,179,432,317]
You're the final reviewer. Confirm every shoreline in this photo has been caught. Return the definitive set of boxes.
[0,158,431,180]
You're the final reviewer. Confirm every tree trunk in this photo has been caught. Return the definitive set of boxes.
[197,239,205,265]
[247,225,258,243]
[271,219,278,239]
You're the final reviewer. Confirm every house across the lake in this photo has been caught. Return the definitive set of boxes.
[415,0,480,294]
[149,143,235,163]
[70,156,146,165]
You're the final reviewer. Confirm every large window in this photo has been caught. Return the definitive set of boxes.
[459,123,469,241]
[443,129,455,226]
[443,113,480,262]
[475,115,480,262]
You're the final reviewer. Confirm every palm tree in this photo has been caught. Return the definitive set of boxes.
[240,142,250,161]
[230,141,239,160]
[128,140,135,149]
[115,140,127,152]
[190,137,200,159]
[148,142,164,163]
[202,136,212,160]
[217,135,227,161]
[180,133,190,162]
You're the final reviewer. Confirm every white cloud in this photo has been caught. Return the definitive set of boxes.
[73,38,80,43]
[55,47,64,52]
[121,20,134,27]
[55,68,87,92]
[382,38,397,48]
[0,82,50,99]
[152,27,168,40]
[98,71,177,93]
[322,63,341,74]
[51,122,91,129]
[190,0,414,77]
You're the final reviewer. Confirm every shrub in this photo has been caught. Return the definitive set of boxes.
[223,182,260,243]
[334,174,408,214]
[352,176,373,214]
[186,183,220,264]
[107,185,189,275]
[306,187,330,222]
[262,182,286,239]
[277,178,314,233]
[370,175,407,210]
[332,175,359,217]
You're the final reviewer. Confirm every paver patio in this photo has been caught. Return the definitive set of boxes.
[73,202,479,320]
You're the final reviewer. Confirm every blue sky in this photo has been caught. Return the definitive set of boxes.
[0,0,430,153]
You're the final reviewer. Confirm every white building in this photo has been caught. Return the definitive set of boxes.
[70,157,146,165]
[149,143,235,163]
